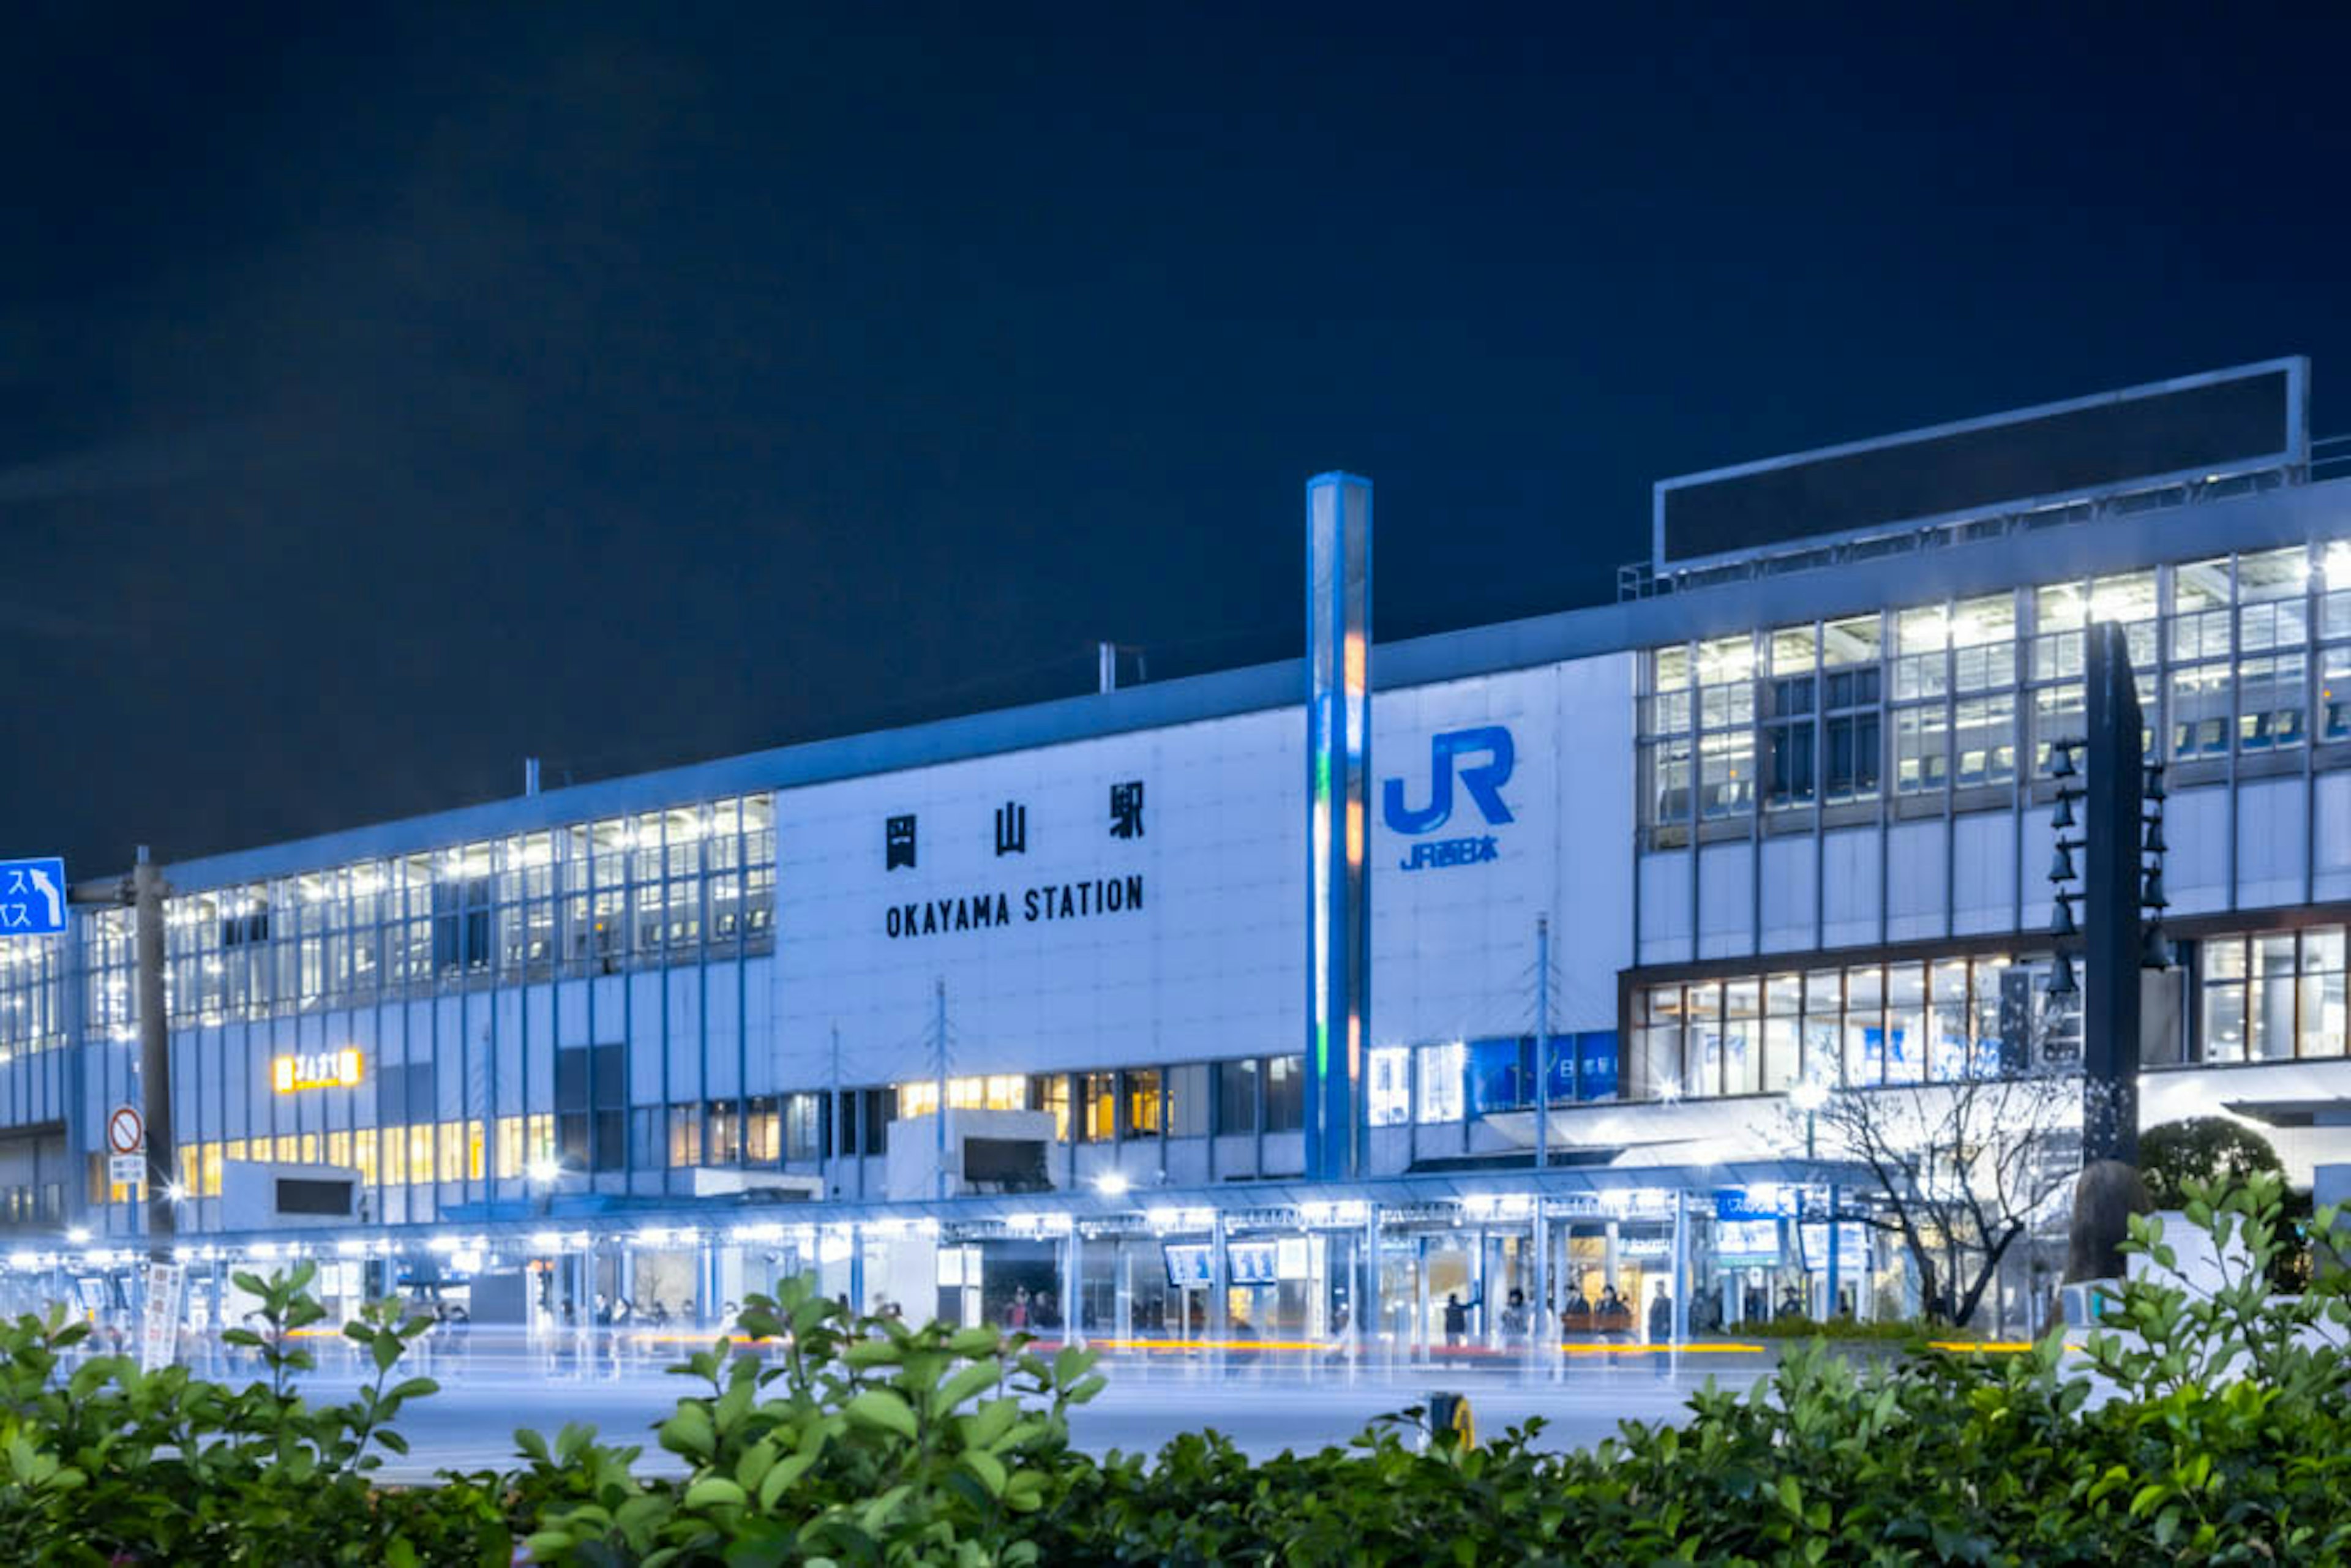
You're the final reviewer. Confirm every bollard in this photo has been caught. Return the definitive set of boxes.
[1425,1390,1476,1452]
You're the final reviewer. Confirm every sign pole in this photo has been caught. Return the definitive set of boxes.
[133,849,174,1259]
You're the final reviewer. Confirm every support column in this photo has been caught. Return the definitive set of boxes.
[1065,1227,1086,1349]
[1304,472,1373,1180]
[1670,1194,1690,1347]
[1209,1212,1229,1367]
[1113,1237,1133,1343]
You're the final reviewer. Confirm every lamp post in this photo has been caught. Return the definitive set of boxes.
[1788,1078,1832,1318]
[1790,1078,1828,1158]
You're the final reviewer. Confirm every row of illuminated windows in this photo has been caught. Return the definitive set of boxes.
[1640,546,2351,827]
[73,797,777,1027]
[893,1062,1310,1142]
[0,939,67,1052]
[1627,956,2042,1101]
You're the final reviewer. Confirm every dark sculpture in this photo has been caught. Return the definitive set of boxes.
[2066,1158,2152,1283]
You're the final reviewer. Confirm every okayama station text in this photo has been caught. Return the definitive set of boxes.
[883,875,1146,939]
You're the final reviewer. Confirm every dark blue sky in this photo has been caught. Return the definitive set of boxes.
[4,3,2346,873]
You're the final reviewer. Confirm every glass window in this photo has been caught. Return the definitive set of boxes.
[1079,1071,1117,1142]
[1367,1046,1411,1127]
[1029,1073,1070,1141]
[1122,1068,1162,1139]
[1950,593,2017,690]
[1952,696,2015,787]
[1415,1041,1465,1122]
[1215,1059,1257,1135]
[2251,936,2298,1060]
[1700,731,1755,819]
[1800,970,1840,1086]
[1821,614,1880,666]
[1262,1055,1304,1133]
[1894,705,1948,794]
[1636,988,1684,1102]
[2032,683,2085,776]
[1166,1063,1210,1138]
[2320,645,2351,742]
[2238,657,2308,751]
[1884,964,1926,1084]
[1768,624,1818,672]
[2300,929,2345,1059]
[1892,606,1949,701]
[1723,980,1760,1096]
[2034,580,2088,680]
[2170,664,2232,758]
[1843,966,1884,1086]
[1929,960,1970,1081]
[1644,737,1693,826]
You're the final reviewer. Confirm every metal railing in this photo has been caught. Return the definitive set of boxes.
[1619,442,2349,602]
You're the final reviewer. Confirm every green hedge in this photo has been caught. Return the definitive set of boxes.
[2,1174,2348,1564]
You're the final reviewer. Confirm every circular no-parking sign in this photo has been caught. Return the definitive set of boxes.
[107,1105,144,1156]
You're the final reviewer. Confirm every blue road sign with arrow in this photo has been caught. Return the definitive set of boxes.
[0,858,67,936]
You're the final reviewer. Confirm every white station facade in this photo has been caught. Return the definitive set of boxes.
[3,357,2348,1343]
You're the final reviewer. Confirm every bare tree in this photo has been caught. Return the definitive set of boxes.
[1795,1068,2085,1327]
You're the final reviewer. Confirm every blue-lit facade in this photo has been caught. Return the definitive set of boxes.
[4,361,2349,1345]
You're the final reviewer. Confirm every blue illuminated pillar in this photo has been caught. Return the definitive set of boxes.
[1305,472,1371,1182]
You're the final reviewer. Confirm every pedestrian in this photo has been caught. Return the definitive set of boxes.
[1648,1288,1673,1343]
[1441,1289,1481,1348]
[1498,1287,1531,1344]
[1006,1286,1030,1330]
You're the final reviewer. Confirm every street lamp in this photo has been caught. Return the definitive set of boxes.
[1789,1078,1829,1159]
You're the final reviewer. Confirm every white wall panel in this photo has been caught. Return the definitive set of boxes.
[1638,852,1692,965]
[2237,776,2306,910]
[774,707,1302,1090]
[1758,836,1815,953]
[630,976,664,1103]
[2315,772,2351,903]
[1376,667,1561,1044]
[1951,811,2016,935]
[493,989,524,1114]
[1550,654,1636,1028]
[1696,841,1753,959]
[1820,827,1880,949]
[1885,820,1948,943]
[2165,785,2229,915]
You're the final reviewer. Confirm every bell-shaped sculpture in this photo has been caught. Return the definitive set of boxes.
[2141,925,2172,970]
[2045,951,2080,997]
[2141,868,2167,909]
[2049,842,2077,883]
[2050,745,2079,779]
[2052,794,2077,830]
[2050,896,2077,938]
[2143,765,2167,802]
[2142,819,2167,854]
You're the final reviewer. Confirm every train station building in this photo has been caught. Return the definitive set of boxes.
[2,357,2344,1348]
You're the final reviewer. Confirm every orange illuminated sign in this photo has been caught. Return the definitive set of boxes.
[272,1048,362,1093]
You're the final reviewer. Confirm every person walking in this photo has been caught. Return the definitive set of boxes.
[1441,1289,1482,1349]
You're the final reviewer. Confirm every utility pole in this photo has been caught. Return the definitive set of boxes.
[1534,915,1550,1172]
[73,848,173,1259]
[934,980,950,1202]
[133,850,171,1258]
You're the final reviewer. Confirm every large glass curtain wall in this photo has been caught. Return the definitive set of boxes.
[1630,955,2022,1100]
[1638,544,2351,842]
[144,795,775,1026]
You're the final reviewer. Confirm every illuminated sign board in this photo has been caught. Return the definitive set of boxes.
[272,1048,362,1093]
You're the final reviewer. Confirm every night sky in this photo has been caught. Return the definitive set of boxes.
[6,4,2347,876]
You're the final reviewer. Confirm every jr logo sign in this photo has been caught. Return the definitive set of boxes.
[1382,726,1515,871]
